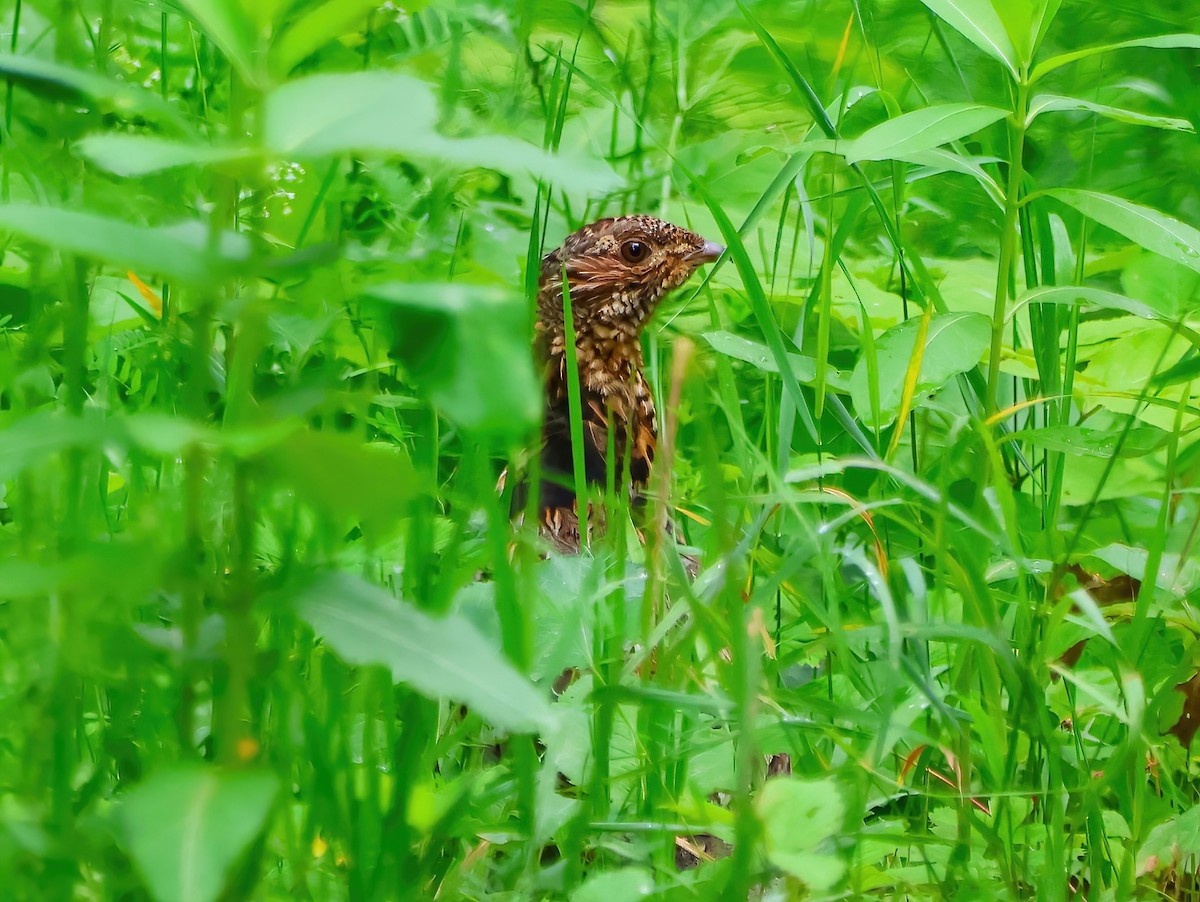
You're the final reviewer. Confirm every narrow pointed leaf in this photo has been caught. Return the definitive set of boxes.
[895,149,1004,204]
[1031,33,1200,84]
[839,103,1010,165]
[1049,190,1200,274]
[1011,286,1200,348]
[1028,95,1194,132]
[918,0,1018,77]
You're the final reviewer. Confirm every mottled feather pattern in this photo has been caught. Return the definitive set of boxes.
[534,215,722,551]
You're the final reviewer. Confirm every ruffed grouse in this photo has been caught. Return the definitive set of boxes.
[533,215,723,552]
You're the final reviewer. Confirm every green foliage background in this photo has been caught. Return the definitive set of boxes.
[0,0,1199,898]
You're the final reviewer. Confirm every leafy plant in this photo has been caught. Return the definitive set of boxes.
[0,0,1198,899]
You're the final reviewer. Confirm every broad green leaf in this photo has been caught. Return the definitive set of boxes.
[271,0,389,76]
[1049,190,1200,275]
[1086,327,1192,391]
[236,0,286,29]
[1027,95,1194,132]
[702,330,851,390]
[0,410,106,481]
[1087,544,1199,596]
[121,413,212,455]
[0,53,185,127]
[573,868,655,902]
[263,430,417,538]
[1123,254,1200,320]
[362,282,540,440]
[1140,805,1200,875]
[264,72,620,191]
[119,767,278,902]
[118,413,298,458]
[77,134,256,177]
[292,572,554,735]
[172,0,265,87]
[757,777,846,890]
[1031,33,1200,84]
[837,103,1010,165]
[0,205,251,283]
[917,0,1017,78]
[264,71,435,155]
[1008,424,1167,458]
[850,312,990,428]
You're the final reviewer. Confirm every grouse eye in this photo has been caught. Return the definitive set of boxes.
[620,240,649,263]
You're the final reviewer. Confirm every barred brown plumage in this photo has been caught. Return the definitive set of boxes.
[533,215,723,552]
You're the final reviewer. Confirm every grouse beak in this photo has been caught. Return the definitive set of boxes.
[692,239,725,263]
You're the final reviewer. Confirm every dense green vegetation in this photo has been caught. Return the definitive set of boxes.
[1,0,1199,898]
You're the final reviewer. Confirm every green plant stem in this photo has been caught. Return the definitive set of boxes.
[212,66,255,766]
[986,75,1030,414]
[560,270,588,544]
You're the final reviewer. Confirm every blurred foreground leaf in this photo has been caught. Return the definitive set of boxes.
[573,867,655,902]
[0,53,185,126]
[0,206,251,283]
[270,0,395,76]
[363,282,540,441]
[119,767,278,902]
[79,71,621,191]
[293,572,554,735]
[263,71,620,190]
[0,410,106,481]
[757,777,846,890]
[171,0,265,87]
[264,430,418,538]
[76,134,255,177]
